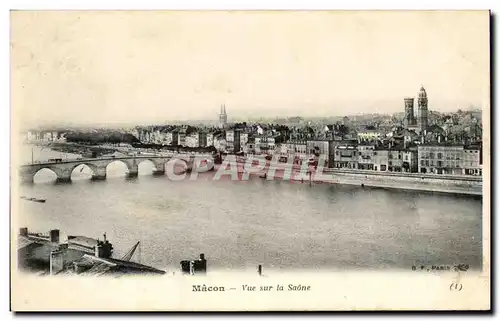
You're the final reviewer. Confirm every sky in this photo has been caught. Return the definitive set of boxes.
[11,11,490,128]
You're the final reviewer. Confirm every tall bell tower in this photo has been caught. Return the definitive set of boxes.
[403,97,416,127]
[418,86,428,132]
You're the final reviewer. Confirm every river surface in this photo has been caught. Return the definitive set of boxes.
[16,145,483,273]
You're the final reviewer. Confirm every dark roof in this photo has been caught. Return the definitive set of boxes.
[79,254,165,275]
[358,141,377,146]
[426,124,444,133]
[18,236,35,251]
[418,143,464,148]
[68,236,98,248]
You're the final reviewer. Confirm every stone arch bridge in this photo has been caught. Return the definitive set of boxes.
[18,154,214,184]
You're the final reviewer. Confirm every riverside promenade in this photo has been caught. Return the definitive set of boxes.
[218,160,482,196]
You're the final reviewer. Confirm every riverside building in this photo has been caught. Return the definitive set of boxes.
[417,144,465,175]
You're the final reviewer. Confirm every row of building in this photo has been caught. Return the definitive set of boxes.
[275,140,482,176]
[24,131,65,143]
[23,124,481,176]
[132,123,482,176]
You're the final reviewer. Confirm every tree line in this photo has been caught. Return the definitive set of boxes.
[65,131,140,145]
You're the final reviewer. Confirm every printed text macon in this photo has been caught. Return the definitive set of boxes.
[192,284,311,292]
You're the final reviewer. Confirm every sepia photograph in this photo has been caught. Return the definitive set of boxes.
[9,9,490,311]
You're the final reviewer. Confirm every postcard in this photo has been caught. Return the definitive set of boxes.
[10,10,490,311]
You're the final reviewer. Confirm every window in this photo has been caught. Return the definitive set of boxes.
[430,152,434,158]
[421,160,425,166]
[437,153,442,159]
[425,160,429,166]
[437,161,442,167]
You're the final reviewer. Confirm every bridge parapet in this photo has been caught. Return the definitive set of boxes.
[18,153,214,183]
[21,153,213,167]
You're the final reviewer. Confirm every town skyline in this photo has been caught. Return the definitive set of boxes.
[19,98,482,131]
[11,11,489,129]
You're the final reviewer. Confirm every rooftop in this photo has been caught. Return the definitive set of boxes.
[17,235,36,251]
[68,236,99,248]
[418,143,466,148]
[78,255,166,276]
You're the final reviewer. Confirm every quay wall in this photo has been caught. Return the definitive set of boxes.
[320,169,482,196]
[221,162,483,196]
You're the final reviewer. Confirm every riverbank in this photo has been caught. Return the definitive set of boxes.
[322,170,482,196]
[45,142,115,158]
[23,143,482,196]
[218,163,482,196]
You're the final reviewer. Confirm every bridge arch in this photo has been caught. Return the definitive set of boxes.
[136,159,158,175]
[20,154,211,183]
[70,163,98,181]
[32,167,58,184]
[105,160,133,177]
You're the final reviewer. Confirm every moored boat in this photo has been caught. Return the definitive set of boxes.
[20,196,46,203]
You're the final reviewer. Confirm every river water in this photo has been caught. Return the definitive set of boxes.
[16,145,483,273]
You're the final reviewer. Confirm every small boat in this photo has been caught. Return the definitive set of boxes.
[20,196,46,203]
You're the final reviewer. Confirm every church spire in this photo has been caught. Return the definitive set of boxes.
[218,103,228,128]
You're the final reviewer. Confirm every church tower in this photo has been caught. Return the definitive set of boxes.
[219,104,228,128]
[403,97,416,127]
[417,86,428,132]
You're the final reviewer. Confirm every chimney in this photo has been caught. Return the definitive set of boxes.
[49,229,60,243]
[19,227,28,237]
[50,247,64,275]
